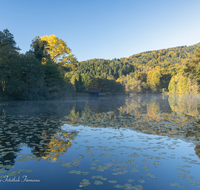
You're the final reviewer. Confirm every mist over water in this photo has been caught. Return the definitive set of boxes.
[0,95,200,190]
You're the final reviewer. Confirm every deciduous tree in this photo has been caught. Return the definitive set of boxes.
[40,35,76,64]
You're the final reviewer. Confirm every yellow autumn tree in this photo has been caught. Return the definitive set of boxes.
[168,76,177,93]
[147,67,161,92]
[40,35,73,64]
[177,75,188,94]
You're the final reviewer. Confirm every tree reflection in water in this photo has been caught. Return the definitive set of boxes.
[0,94,200,171]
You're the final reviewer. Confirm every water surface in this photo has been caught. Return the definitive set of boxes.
[0,95,200,190]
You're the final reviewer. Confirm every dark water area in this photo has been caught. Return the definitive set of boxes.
[0,95,200,190]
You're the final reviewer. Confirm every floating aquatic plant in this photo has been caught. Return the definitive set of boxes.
[178,185,188,188]
[114,184,124,188]
[79,179,91,187]
[178,173,186,179]
[69,170,81,174]
[94,180,103,185]
[91,163,97,165]
[81,171,89,175]
[170,183,179,186]
[108,180,117,183]
[138,180,145,183]
[91,158,100,162]
[130,167,139,173]
[187,180,199,186]
[123,183,133,189]
[127,179,135,182]
[186,176,194,179]
[61,163,72,168]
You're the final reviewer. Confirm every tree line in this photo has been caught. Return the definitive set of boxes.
[0,29,200,100]
[0,29,75,100]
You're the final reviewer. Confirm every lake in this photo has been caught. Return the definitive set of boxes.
[0,94,200,190]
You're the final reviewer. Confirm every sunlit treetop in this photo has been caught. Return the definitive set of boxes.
[40,34,76,64]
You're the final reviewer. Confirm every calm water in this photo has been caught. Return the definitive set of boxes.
[0,95,200,190]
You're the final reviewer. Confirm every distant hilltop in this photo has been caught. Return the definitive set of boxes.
[81,43,200,66]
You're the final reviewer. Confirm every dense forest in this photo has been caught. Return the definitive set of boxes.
[0,29,200,100]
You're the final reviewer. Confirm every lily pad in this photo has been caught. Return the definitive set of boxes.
[178,185,188,188]
[91,158,100,162]
[114,184,124,188]
[108,180,117,183]
[79,179,91,187]
[81,171,89,175]
[61,163,72,168]
[94,180,103,185]
[170,183,179,186]
[133,185,144,190]
[124,183,133,189]
[127,179,135,182]
[186,176,194,179]
[138,180,145,183]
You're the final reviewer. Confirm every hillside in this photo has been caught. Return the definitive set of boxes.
[121,44,199,66]
[68,43,199,81]
[63,43,200,94]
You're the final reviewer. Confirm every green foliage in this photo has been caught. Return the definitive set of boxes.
[117,74,143,93]
[0,28,20,52]
[1,29,200,99]
[43,60,66,99]
[75,74,85,93]
[168,71,199,95]
[0,29,21,98]
[168,44,200,94]
[168,76,177,93]
[121,45,198,67]
[20,51,50,100]
[0,29,73,100]
[75,58,134,79]
[31,36,49,63]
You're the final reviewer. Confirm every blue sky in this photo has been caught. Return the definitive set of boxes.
[1,0,200,62]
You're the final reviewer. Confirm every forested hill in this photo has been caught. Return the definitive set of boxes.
[120,44,199,66]
[1,28,200,100]
[80,43,199,68]
[68,43,200,94]
[67,43,199,81]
